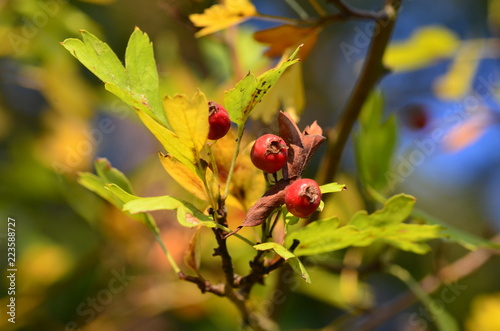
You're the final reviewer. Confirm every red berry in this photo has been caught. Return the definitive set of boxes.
[285,179,322,218]
[402,104,429,130]
[250,134,288,173]
[208,101,231,140]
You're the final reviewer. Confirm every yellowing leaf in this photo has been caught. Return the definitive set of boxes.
[433,40,483,100]
[159,152,209,205]
[163,91,209,154]
[253,25,322,59]
[189,0,257,37]
[136,108,196,172]
[384,25,460,72]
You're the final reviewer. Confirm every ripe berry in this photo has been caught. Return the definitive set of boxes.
[208,101,231,140]
[250,134,288,173]
[285,179,322,218]
[402,104,429,130]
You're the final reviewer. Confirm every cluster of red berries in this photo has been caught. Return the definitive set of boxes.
[250,134,321,219]
[206,102,321,219]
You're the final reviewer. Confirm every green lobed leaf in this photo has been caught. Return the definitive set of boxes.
[78,172,121,207]
[125,27,164,123]
[62,31,128,88]
[286,194,445,256]
[78,159,160,233]
[94,158,133,193]
[253,242,310,283]
[62,28,167,127]
[285,217,366,256]
[413,208,500,250]
[114,190,215,228]
[354,91,397,190]
[224,45,302,127]
[352,221,444,254]
[350,193,415,229]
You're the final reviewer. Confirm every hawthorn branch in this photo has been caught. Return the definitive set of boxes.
[316,0,402,185]
[235,239,301,298]
[178,272,225,296]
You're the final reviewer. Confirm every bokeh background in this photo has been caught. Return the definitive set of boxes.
[1,0,499,330]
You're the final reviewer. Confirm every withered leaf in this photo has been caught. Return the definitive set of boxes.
[184,227,202,277]
[279,111,325,179]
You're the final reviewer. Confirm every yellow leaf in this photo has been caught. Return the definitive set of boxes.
[159,152,209,205]
[163,91,209,155]
[433,40,483,100]
[136,108,196,172]
[253,24,322,59]
[251,62,305,124]
[189,0,257,37]
[384,25,460,72]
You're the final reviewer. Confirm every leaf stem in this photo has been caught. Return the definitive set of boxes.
[216,223,255,247]
[153,232,180,273]
[223,126,245,199]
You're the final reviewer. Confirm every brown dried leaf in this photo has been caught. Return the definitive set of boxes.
[239,180,288,228]
[184,227,202,276]
[279,111,325,179]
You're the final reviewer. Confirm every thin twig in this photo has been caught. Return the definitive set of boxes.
[316,0,402,185]
[178,272,225,296]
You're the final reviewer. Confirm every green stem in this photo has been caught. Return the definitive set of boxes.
[223,126,245,199]
[216,224,255,247]
[154,232,180,273]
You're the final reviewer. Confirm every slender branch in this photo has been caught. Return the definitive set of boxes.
[178,271,225,296]
[316,0,402,185]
